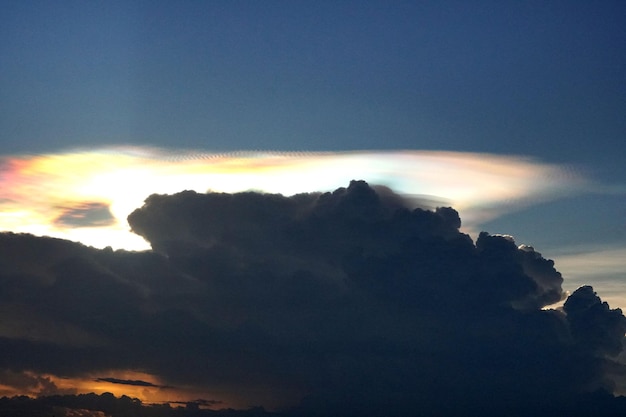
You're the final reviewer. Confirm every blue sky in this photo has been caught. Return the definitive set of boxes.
[2,1,624,161]
[1,0,625,303]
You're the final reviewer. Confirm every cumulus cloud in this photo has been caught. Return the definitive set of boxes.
[0,181,624,416]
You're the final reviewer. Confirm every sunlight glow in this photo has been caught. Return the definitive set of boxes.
[0,147,585,250]
[551,246,626,310]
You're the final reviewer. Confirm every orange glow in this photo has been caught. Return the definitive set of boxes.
[0,147,585,250]
[0,367,302,411]
[0,369,243,410]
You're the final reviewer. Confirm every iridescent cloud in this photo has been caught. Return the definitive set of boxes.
[0,147,586,250]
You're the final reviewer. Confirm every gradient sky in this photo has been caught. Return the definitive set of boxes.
[2,1,624,164]
[1,1,626,413]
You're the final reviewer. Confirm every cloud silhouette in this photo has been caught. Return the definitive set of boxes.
[94,378,163,388]
[0,180,624,416]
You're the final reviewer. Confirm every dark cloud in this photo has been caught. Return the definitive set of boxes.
[564,286,626,358]
[0,370,75,397]
[0,180,625,416]
[94,378,163,388]
[54,202,115,227]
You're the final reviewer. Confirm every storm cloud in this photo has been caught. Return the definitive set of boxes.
[1,181,625,416]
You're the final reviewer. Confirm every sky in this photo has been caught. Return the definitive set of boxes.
[1,1,626,415]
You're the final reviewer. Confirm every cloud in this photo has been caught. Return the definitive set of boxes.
[93,378,163,388]
[549,246,626,310]
[55,202,115,228]
[0,180,624,415]
[564,286,626,358]
[0,370,76,398]
[0,147,586,250]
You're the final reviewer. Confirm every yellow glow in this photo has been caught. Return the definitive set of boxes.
[0,147,585,250]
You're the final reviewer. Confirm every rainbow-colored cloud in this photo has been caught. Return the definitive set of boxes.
[0,147,585,250]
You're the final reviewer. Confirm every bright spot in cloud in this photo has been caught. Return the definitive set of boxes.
[0,147,586,250]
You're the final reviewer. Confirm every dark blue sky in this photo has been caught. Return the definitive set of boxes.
[2,1,625,175]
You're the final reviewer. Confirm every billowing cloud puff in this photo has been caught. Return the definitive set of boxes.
[0,181,624,416]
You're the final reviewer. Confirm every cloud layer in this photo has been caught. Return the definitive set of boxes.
[0,181,624,416]
[0,147,585,250]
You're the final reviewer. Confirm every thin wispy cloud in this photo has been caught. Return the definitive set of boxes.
[554,246,626,307]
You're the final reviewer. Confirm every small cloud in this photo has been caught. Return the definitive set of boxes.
[94,377,163,388]
[55,202,115,227]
